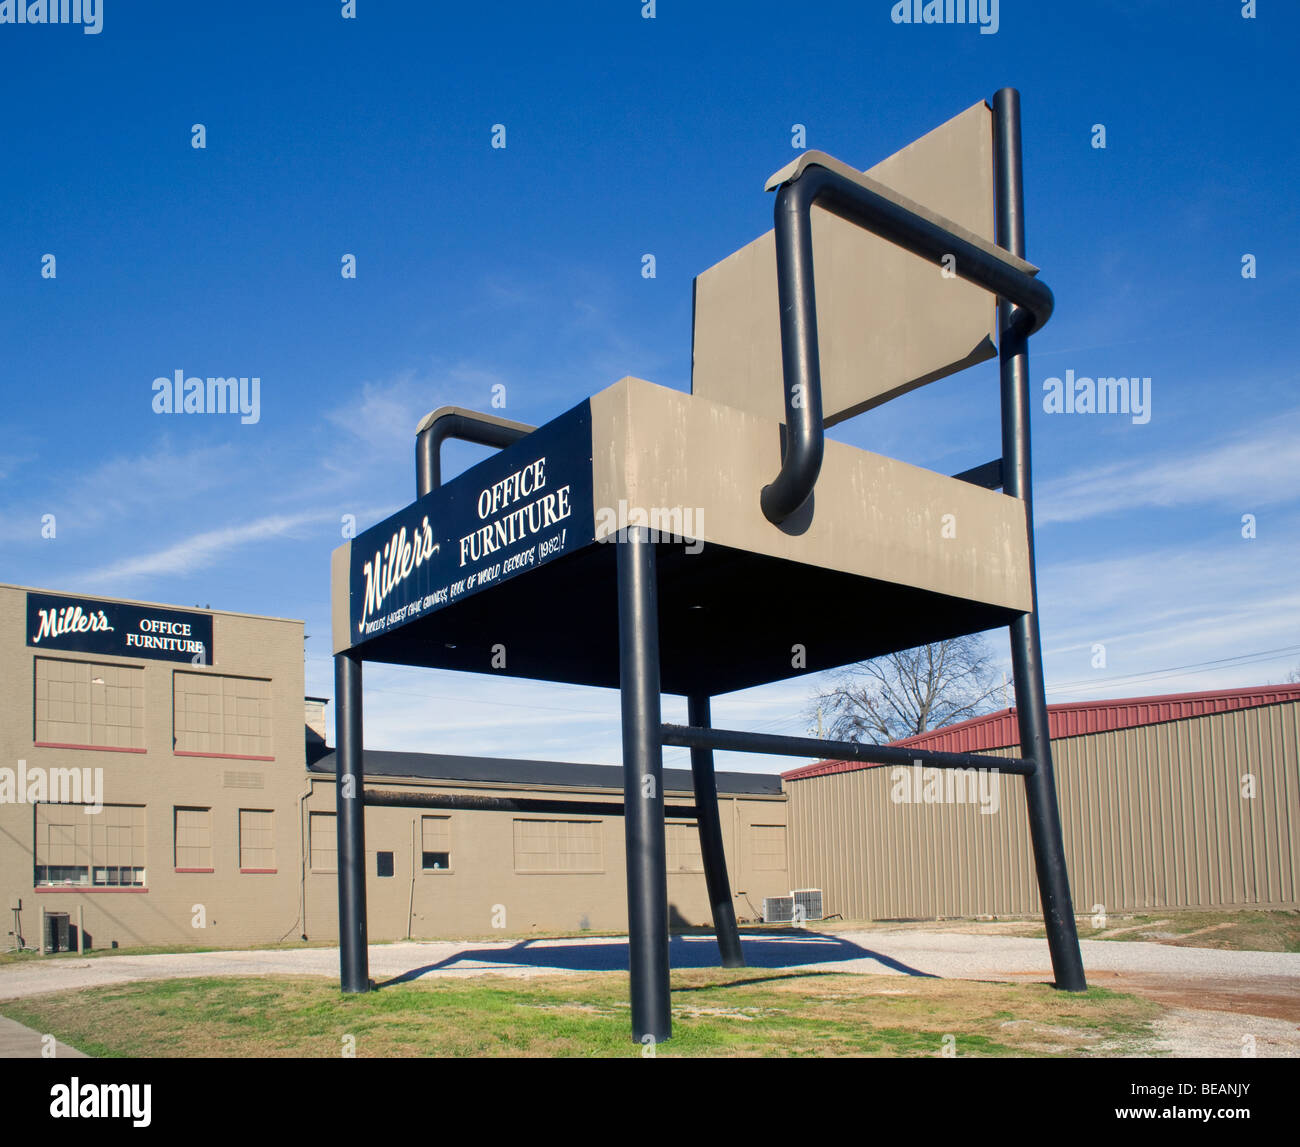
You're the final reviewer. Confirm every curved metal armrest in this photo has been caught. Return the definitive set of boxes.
[415,407,536,497]
[760,153,1054,525]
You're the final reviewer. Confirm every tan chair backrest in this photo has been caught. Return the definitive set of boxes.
[691,100,1015,428]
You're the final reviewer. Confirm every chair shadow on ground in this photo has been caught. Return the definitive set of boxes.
[377,929,936,989]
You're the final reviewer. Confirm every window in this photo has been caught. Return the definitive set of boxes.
[309,811,336,872]
[174,672,273,759]
[751,824,787,872]
[421,815,451,871]
[35,804,146,887]
[376,852,394,877]
[34,657,144,751]
[665,822,704,873]
[513,818,603,874]
[238,809,275,871]
[174,807,212,870]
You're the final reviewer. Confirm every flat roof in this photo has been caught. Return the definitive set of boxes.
[1,582,303,626]
[309,748,783,796]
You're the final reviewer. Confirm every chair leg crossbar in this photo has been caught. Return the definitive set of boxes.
[661,725,1038,777]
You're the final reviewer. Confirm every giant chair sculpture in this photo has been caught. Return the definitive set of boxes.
[331,90,1087,1041]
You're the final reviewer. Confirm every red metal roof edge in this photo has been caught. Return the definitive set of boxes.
[781,682,1300,781]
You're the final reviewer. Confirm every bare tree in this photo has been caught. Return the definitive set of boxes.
[809,634,1005,744]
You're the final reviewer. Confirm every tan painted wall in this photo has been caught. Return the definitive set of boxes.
[590,377,1032,612]
[787,700,1300,918]
[0,584,309,951]
[301,776,789,941]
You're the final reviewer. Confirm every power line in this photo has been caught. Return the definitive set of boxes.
[308,679,621,719]
[1046,643,1300,696]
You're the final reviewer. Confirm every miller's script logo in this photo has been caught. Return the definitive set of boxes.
[359,517,439,634]
[31,604,114,644]
[356,453,577,637]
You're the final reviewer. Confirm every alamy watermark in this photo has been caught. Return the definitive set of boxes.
[890,0,998,34]
[890,761,1000,815]
[50,1078,150,1127]
[1042,370,1151,424]
[0,760,103,814]
[595,500,704,553]
[0,0,102,34]
[152,370,261,424]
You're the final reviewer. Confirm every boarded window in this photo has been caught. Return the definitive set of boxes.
[309,811,336,872]
[665,822,704,873]
[751,824,787,872]
[174,672,273,759]
[34,658,144,750]
[35,804,146,887]
[421,815,451,871]
[513,819,603,874]
[238,809,275,870]
[174,806,212,869]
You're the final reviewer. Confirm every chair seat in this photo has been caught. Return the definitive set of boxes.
[594,375,1030,608]
[333,376,1030,695]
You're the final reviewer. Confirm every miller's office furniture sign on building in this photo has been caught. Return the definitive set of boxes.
[26,591,213,665]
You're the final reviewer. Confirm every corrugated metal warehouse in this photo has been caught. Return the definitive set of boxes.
[784,685,1300,920]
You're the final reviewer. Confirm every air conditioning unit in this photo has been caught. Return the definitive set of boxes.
[44,911,70,954]
[762,896,795,924]
[791,889,824,921]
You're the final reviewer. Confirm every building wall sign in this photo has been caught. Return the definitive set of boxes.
[26,592,213,664]
[348,399,595,646]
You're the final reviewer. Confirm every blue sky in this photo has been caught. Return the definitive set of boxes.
[3,1,1298,773]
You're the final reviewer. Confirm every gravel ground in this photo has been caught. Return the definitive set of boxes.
[2,929,1297,997]
[1,930,1296,1056]
[1150,1009,1298,1058]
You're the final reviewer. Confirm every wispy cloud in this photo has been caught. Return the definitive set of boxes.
[78,510,334,588]
[324,370,445,455]
[1037,528,1300,696]
[323,365,516,459]
[1036,410,1300,525]
[0,441,242,543]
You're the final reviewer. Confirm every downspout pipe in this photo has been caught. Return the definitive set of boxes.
[295,777,314,941]
[407,815,417,941]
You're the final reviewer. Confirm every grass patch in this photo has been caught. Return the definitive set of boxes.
[0,970,1163,1058]
[1020,910,1300,952]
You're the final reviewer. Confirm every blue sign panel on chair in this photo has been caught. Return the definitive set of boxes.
[347,398,595,647]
